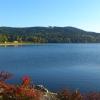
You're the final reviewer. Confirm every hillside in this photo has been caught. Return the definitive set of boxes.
[0,26,100,43]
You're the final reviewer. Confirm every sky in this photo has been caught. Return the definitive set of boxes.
[0,0,100,32]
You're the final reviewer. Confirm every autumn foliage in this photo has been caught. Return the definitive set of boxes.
[0,72,100,100]
[0,72,44,100]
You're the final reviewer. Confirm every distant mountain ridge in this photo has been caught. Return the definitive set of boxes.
[0,26,100,43]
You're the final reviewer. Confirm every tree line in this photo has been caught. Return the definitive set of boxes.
[0,26,100,43]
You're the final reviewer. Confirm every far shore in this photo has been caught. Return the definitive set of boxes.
[0,42,99,46]
[0,42,34,46]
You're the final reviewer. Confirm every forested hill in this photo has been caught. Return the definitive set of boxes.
[0,26,100,43]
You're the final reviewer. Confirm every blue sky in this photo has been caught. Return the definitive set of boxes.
[0,0,100,32]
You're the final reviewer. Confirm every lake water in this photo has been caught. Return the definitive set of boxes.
[0,44,100,92]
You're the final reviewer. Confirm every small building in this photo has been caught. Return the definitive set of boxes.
[13,41,18,43]
[4,41,7,44]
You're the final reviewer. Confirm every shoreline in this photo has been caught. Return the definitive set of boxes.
[0,42,34,46]
[1,43,100,46]
[0,71,100,100]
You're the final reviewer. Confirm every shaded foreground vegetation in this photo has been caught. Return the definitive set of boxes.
[0,26,100,43]
[0,71,100,100]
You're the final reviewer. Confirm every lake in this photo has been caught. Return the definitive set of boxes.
[0,44,100,92]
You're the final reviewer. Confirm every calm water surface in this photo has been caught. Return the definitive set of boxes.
[0,44,100,92]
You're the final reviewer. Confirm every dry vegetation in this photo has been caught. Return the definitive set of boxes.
[0,71,100,100]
